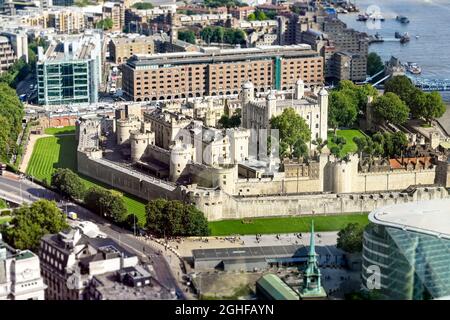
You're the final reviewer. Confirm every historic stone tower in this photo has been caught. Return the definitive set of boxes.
[241,81,254,128]
[169,140,194,182]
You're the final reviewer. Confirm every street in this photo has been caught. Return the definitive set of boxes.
[0,174,186,299]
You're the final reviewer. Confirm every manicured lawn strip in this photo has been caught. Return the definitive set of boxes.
[327,129,366,157]
[44,126,76,135]
[26,135,147,223]
[208,213,369,236]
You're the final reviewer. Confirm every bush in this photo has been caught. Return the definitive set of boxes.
[51,168,86,200]
[145,199,210,237]
[84,187,127,224]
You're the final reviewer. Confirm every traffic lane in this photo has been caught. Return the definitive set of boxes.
[0,176,185,298]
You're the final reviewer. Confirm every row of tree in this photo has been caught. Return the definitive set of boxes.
[178,30,197,44]
[328,80,378,130]
[384,75,446,124]
[200,26,246,45]
[50,168,210,237]
[353,131,408,159]
[247,10,277,21]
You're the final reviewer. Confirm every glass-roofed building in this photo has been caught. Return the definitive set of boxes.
[36,32,102,106]
[362,199,450,300]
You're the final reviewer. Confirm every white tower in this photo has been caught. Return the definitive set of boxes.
[318,87,329,142]
[295,79,305,100]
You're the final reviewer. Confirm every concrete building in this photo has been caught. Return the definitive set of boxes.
[103,2,125,32]
[0,36,17,73]
[39,228,140,300]
[122,44,323,101]
[36,32,102,106]
[362,200,450,300]
[0,233,47,300]
[52,0,74,5]
[47,9,85,34]
[109,35,155,64]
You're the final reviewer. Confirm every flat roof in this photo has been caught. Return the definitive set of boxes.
[256,274,299,300]
[192,244,342,261]
[369,199,450,239]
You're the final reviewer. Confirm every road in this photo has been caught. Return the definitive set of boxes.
[0,174,186,299]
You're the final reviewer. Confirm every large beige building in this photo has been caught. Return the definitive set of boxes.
[109,36,155,64]
[121,44,323,101]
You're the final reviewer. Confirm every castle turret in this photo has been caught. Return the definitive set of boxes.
[318,87,329,142]
[266,90,277,126]
[116,117,140,145]
[170,141,194,182]
[130,129,154,162]
[241,81,254,128]
[295,78,305,100]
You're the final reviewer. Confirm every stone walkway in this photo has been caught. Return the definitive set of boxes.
[19,133,50,172]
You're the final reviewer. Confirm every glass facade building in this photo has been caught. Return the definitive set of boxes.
[362,202,450,300]
[37,58,99,106]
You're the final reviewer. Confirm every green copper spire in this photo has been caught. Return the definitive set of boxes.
[299,220,327,299]
[309,220,316,259]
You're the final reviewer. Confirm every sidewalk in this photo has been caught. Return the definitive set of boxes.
[136,236,197,300]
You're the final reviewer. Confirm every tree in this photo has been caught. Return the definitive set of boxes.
[329,91,358,130]
[413,91,446,124]
[51,168,86,200]
[0,115,12,162]
[367,52,384,76]
[270,108,311,158]
[124,213,145,232]
[178,30,196,44]
[218,110,241,128]
[384,75,415,104]
[131,2,154,9]
[312,137,327,155]
[0,83,24,161]
[96,18,114,30]
[1,200,68,251]
[337,223,364,253]
[84,187,127,223]
[145,199,209,237]
[372,92,410,125]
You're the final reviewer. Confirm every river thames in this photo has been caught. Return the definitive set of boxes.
[338,0,450,99]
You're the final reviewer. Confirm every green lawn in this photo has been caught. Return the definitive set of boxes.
[45,126,76,135]
[26,135,77,182]
[208,213,369,236]
[26,131,147,223]
[327,129,366,157]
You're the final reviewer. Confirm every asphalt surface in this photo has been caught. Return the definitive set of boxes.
[0,174,185,299]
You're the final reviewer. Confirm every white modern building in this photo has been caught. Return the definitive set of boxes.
[0,233,47,300]
[362,199,450,300]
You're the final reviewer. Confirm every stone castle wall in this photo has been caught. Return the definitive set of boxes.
[191,186,449,221]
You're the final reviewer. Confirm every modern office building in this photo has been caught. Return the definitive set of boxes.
[122,44,323,101]
[362,199,450,300]
[0,233,47,300]
[36,33,102,106]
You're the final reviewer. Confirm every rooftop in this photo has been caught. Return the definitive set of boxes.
[126,44,316,68]
[369,199,450,240]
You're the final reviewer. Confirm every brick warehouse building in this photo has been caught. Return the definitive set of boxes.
[121,44,323,101]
